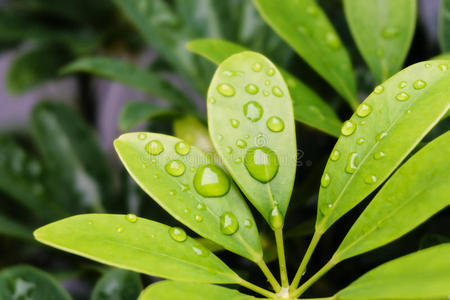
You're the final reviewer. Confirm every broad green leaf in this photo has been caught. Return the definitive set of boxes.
[114,132,263,261]
[334,131,450,261]
[187,38,342,137]
[317,61,450,233]
[31,102,114,212]
[336,244,450,300]
[173,115,214,153]
[0,265,71,300]
[0,214,33,241]
[62,57,196,112]
[34,214,239,283]
[92,269,142,300]
[207,51,296,228]
[119,101,180,131]
[439,0,450,52]
[344,0,416,82]
[139,281,258,300]
[254,0,358,108]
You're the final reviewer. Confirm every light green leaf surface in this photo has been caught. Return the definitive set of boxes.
[114,132,263,261]
[254,0,357,108]
[334,131,450,261]
[207,51,296,228]
[92,269,142,300]
[173,115,214,153]
[187,38,342,137]
[0,265,71,300]
[344,0,416,82]
[34,214,239,283]
[139,281,258,300]
[119,101,180,131]
[439,0,450,52]
[336,244,450,300]
[317,61,450,233]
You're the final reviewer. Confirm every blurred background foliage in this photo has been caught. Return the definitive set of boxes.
[0,0,448,299]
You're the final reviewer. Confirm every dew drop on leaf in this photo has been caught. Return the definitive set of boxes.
[220,212,239,235]
[244,219,253,228]
[425,63,432,68]
[345,152,358,174]
[165,160,185,177]
[321,173,331,188]
[184,208,190,214]
[137,133,147,140]
[356,103,372,117]
[244,147,279,183]
[234,157,242,164]
[395,92,410,101]
[266,68,276,76]
[374,85,384,94]
[381,26,399,39]
[341,120,356,136]
[225,146,233,154]
[116,226,124,233]
[193,165,230,197]
[125,214,137,223]
[252,62,263,72]
[267,116,285,132]
[373,151,386,160]
[272,86,284,98]
[192,245,209,257]
[364,175,377,184]
[398,81,407,89]
[438,64,448,71]
[413,80,427,90]
[169,227,187,242]
[298,26,311,36]
[196,203,206,210]
[330,150,340,161]
[175,141,190,156]
[325,32,341,49]
[269,205,284,229]
[230,119,240,128]
[216,83,235,97]
[236,139,247,148]
[195,215,203,222]
[263,90,270,96]
[243,101,264,122]
[376,131,388,141]
[306,4,319,16]
[145,140,164,155]
[245,83,259,95]
[208,97,216,104]
[356,138,366,145]
[265,80,271,86]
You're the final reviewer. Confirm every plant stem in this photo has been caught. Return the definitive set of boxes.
[256,259,282,292]
[239,278,276,298]
[274,228,289,288]
[290,231,322,291]
[293,259,337,298]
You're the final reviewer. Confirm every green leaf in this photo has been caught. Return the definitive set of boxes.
[336,244,450,300]
[207,51,296,228]
[92,269,142,300]
[317,61,450,233]
[333,131,450,261]
[439,0,450,52]
[114,132,263,262]
[119,101,180,131]
[0,214,33,241]
[253,0,358,108]
[62,57,196,112]
[187,38,342,137]
[34,214,239,283]
[0,265,71,300]
[344,0,416,82]
[139,281,258,300]
[173,115,214,153]
[31,102,114,213]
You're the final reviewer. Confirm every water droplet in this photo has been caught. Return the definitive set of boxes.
[195,215,203,222]
[151,233,156,238]
[395,92,409,101]
[381,26,399,39]
[88,220,93,225]
[230,119,240,128]
[425,63,432,68]
[272,86,284,97]
[356,103,372,117]
[438,64,448,71]
[165,160,185,177]
[307,5,319,15]
[153,173,161,179]
[341,120,356,136]
[245,83,259,95]
[357,138,366,145]
[217,83,235,97]
[184,208,190,214]
[234,157,242,164]
[398,81,407,89]
[208,97,216,104]
[244,147,279,183]
[360,121,367,126]
[169,190,177,196]
[373,151,386,160]
[181,183,190,191]
[269,206,284,229]
[266,116,285,132]
[244,219,253,228]
[220,212,239,235]
[192,245,209,257]
[364,175,377,184]
[194,165,230,197]
[263,90,270,96]
[252,63,262,72]
[345,152,358,174]
[244,135,250,139]
[298,26,311,36]
[405,109,412,114]
[376,131,388,141]
[374,85,384,94]
[169,227,187,242]
[225,146,233,154]
[197,203,206,210]
[413,80,427,90]
[266,68,275,76]
[151,158,157,164]
[146,140,164,155]
[236,139,247,148]
[325,32,341,49]
[137,133,147,140]
[265,80,271,86]
[375,47,384,58]
[125,214,137,223]
[175,141,190,156]
[116,226,124,233]
[330,150,340,161]
[321,173,331,187]
[243,101,264,122]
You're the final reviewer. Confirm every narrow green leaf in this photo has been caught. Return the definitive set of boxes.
[92,269,142,300]
[0,265,71,300]
[62,57,196,112]
[317,61,450,233]
[173,115,214,153]
[336,244,450,300]
[253,0,358,108]
[207,51,296,228]
[0,214,33,241]
[344,0,417,82]
[119,101,180,131]
[139,281,258,300]
[334,131,450,261]
[439,0,450,52]
[114,132,263,261]
[34,214,239,283]
[187,38,342,137]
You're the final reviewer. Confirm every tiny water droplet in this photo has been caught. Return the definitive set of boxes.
[328,203,333,208]
[405,109,412,114]
[153,173,161,179]
[356,138,366,145]
[236,139,247,148]
[298,25,311,36]
[321,173,331,187]
[220,212,239,235]
[244,219,253,228]
[345,152,358,174]
[165,160,185,177]
[245,83,259,95]
[244,135,250,139]
[169,190,177,196]
[151,234,156,238]
[142,163,149,169]
[194,165,230,197]
[175,141,190,155]
[234,157,242,164]
[376,131,388,141]
[263,90,270,96]
[413,80,427,90]
[243,101,264,122]
[325,32,341,49]
[195,215,203,222]
[374,85,384,94]
[269,206,284,229]
[217,83,235,97]
[252,63,262,72]
[307,4,319,15]
[192,245,209,257]
[125,214,137,223]
[360,120,367,126]
[225,146,233,154]
[398,81,407,89]
[395,92,410,101]
[341,120,356,136]
[151,158,157,164]
[169,227,187,242]
[146,140,164,155]
[197,203,206,210]
[208,97,216,104]
[356,103,372,117]
[88,220,93,225]
[373,151,386,160]
[217,134,224,141]
[425,63,432,68]
[181,183,190,192]
[438,64,448,71]
[266,68,275,76]
[267,116,285,132]
[375,48,384,58]
[364,175,377,184]
[244,147,279,183]
[330,150,340,161]
[272,86,284,97]
[116,226,124,233]
[184,208,190,214]
[265,80,271,86]
[381,26,399,39]
[230,119,240,128]
[137,133,147,140]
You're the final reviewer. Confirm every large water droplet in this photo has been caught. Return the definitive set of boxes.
[356,103,372,117]
[236,139,247,148]
[137,133,147,140]
[325,32,341,49]
[330,150,340,161]
[244,147,279,183]
[321,173,331,187]
[217,83,235,97]
[272,86,284,97]
[252,63,262,72]
[220,212,239,235]
[341,120,356,136]
[364,175,377,184]
[230,119,240,128]
[398,81,407,89]
[438,64,448,71]
[146,140,164,155]
[125,214,137,223]
[169,227,187,242]
[245,83,259,95]
[345,152,358,174]
[267,116,285,132]
[269,206,284,229]
[381,26,399,39]
[165,160,185,177]
[374,85,384,94]
[395,92,410,101]
[193,165,230,197]
[175,141,190,156]
[373,151,386,160]
[413,80,427,90]
[243,101,264,122]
